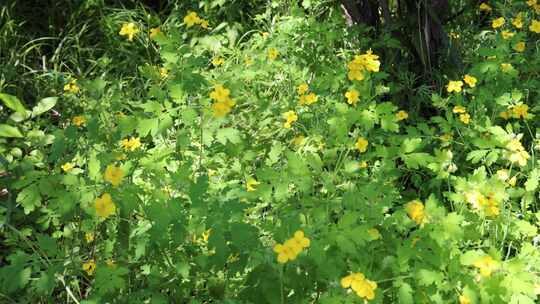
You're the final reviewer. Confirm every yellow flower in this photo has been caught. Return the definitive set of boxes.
[119,22,139,41]
[496,169,509,181]
[63,79,80,94]
[85,232,94,243]
[528,0,537,6]
[347,50,381,82]
[345,89,360,105]
[511,104,528,119]
[479,3,492,12]
[355,137,369,153]
[268,48,279,60]
[211,99,236,118]
[202,228,211,242]
[473,255,499,277]
[367,228,381,240]
[359,161,368,169]
[304,93,318,105]
[512,15,523,29]
[501,30,515,39]
[292,135,305,146]
[459,113,471,124]
[72,115,86,127]
[184,12,201,27]
[439,133,453,142]
[530,20,540,33]
[273,231,310,263]
[120,137,142,151]
[447,80,463,93]
[246,177,260,192]
[506,138,530,166]
[513,41,526,52]
[95,193,116,218]
[508,176,517,187]
[244,56,253,66]
[106,259,116,268]
[209,84,231,103]
[396,110,408,121]
[453,105,466,114]
[500,63,513,72]
[200,19,209,29]
[347,69,365,81]
[341,272,377,300]
[261,32,270,39]
[463,75,477,87]
[297,83,309,95]
[405,200,426,225]
[358,49,381,72]
[82,259,96,276]
[491,17,505,29]
[149,27,161,39]
[459,294,471,304]
[283,111,298,129]
[499,111,510,119]
[212,57,225,66]
[104,165,124,187]
[61,162,74,172]
[159,67,168,78]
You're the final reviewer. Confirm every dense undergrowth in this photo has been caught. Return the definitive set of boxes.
[1,0,540,303]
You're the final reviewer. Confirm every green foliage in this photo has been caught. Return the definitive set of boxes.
[2,0,540,303]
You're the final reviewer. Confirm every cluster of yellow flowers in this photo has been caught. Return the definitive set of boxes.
[273,230,310,263]
[464,189,500,217]
[447,74,476,93]
[473,254,500,277]
[453,106,471,124]
[506,137,530,167]
[210,84,236,117]
[282,110,298,128]
[297,83,318,105]
[183,12,209,29]
[121,137,142,151]
[119,22,139,41]
[500,104,529,120]
[347,49,381,81]
[72,115,86,127]
[341,272,378,301]
[529,0,540,14]
[405,199,426,225]
[63,79,80,94]
[491,15,540,33]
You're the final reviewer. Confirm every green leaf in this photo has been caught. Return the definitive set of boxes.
[397,281,414,304]
[0,93,27,114]
[402,153,433,169]
[401,138,422,154]
[16,184,41,214]
[524,169,539,192]
[416,269,443,286]
[31,97,57,117]
[216,127,242,145]
[137,118,159,137]
[93,266,129,295]
[87,152,101,182]
[0,124,23,137]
